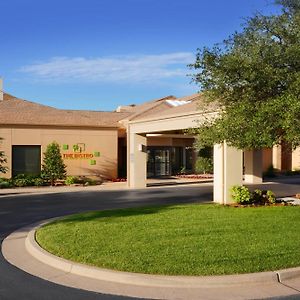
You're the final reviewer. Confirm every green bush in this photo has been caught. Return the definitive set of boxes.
[33,177,45,186]
[195,157,213,174]
[13,179,29,187]
[263,165,276,178]
[84,178,97,186]
[285,169,300,176]
[65,176,78,185]
[266,190,276,204]
[0,138,8,174]
[252,189,263,203]
[65,176,98,186]
[232,186,276,205]
[13,174,34,187]
[231,185,251,204]
[12,174,46,187]
[0,177,10,183]
[0,181,12,189]
[252,189,276,204]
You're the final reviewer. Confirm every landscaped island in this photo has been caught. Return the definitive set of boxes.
[36,204,300,276]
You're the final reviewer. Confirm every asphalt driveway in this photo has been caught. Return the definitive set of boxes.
[0,185,211,300]
[0,179,299,300]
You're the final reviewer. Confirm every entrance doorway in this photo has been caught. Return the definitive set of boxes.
[147,146,193,177]
[147,148,171,177]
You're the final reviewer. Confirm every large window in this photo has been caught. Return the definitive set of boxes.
[12,145,41,177]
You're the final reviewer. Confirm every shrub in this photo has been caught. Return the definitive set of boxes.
[266,190,276,204]
[0,181,12,189]
[11,174,46,187]
[231,185,251,204]
[263,165,276,178]
[251,189,276,204]
[65,176,78,185]
[42,142,67,186]
[180,166,186,174]
[195,157,213,174]
[285,169,300,176]
[13,174,35,187]
[0,137,8,174]
[13,178,30,187]
[232,187,277,205]
[252,189,263,203]
[65,176,98,186]
[0,177,10,183]
[84,178,97,186]
[33,177,45,186]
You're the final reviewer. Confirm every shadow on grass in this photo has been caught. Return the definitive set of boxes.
[42,204,209,227]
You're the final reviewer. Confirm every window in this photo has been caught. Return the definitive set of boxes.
[12,145,41,177]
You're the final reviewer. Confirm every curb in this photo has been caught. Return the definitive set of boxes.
[25,219,300,289]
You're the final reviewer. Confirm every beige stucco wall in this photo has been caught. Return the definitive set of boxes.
[0,126,118,179]
[147,137,194,147]
[262,148,273,172]
[147,137,172,146]
[292,147,300,170]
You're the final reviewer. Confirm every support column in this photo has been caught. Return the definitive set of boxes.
[127,131,147,188]
[244,149,263,184]
[213,142,243,204]
[272,145,282,171]
[292,148,300,170]
[182,147,186,169]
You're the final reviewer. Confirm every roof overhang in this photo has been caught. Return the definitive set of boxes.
[127,111,219,134]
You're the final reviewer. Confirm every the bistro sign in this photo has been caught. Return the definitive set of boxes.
[61,143,100,161]
[63,153,94,159]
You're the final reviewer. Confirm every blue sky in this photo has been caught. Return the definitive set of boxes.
[0,0,279,111]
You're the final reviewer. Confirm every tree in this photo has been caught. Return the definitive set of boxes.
[42,141,67,186]
[0,138,7,174]
[190,0,300,150]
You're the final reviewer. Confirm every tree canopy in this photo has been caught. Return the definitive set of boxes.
[190,0,300,150]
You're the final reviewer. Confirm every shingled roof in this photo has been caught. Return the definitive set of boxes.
[0,93,131,128]
[127,93,212,122]
[0,92,212,129]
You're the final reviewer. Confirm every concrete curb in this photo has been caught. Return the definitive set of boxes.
[3,219,300,299]
[25,219,300,289]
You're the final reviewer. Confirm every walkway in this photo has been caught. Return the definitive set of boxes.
[0,177,211,198]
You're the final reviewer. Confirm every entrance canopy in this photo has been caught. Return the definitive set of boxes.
[125,97,263,204]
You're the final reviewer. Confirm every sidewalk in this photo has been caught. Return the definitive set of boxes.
[0,177,213,198]
[0,181,127,197]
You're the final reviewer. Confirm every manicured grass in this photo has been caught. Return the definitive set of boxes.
[36,204,300,276]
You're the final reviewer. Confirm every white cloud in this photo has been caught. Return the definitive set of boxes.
[19,52,194,84]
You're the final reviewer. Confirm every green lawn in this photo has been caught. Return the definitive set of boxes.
[36,204,300,276]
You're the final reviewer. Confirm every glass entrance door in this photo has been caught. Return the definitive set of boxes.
[154,149,170,176]
[147,148,171,177]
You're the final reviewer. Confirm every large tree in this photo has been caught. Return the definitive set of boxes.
[190,0,300,150]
